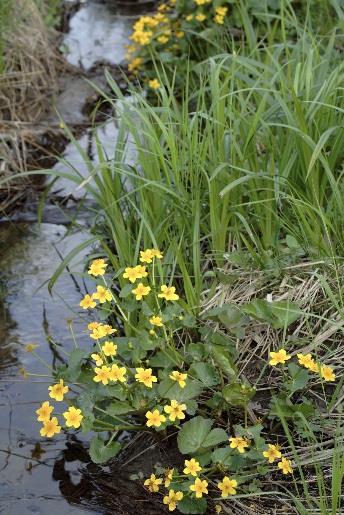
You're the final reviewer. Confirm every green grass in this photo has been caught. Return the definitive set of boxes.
[41,17,344,311]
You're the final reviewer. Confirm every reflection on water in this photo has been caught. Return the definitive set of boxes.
[0,223,173,514]
[63,2,132,70]
[0,223,96,514]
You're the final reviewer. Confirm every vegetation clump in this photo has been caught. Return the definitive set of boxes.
[30,253,342,514]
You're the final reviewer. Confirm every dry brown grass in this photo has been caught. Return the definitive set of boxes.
[0,0,58,122]
[0,0,62,211]
[201,260,344,513]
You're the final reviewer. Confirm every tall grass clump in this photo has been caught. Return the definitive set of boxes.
[48,17,344,309]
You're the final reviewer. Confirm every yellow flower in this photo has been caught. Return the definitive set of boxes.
[218,476,238,497]
[158,285,179,301]
[123,265,148,283]
[320,365,336,382]
[164,399,187,422]
[278,457,293,474]
[80,294,96,309]
[48,379,69,401]
[195,13,206,22]
[63,406,83,429]
[149,315,163,327]
[101,341,117,357]
[186,14,194,21]
[88,258,107,277]
[309,360,320,373]
[93,285,112,303]
[163,489,184,511]
[149,79,161,90]
[215,6,228,16]
[297,353,316,370]
[158,3,168,11]
[214,15,225,24]
[157,35,169,44]
[190,477,208,498]
[164,468,174,488]
[144,473,163,492]
[269,349,291,366]
[194,0,211,4]
[229,436,249,454]
[91,353,103,366]
[90,324,117,340]
[36,401,53,422]
[145,409,166,427]
[19,367,29,379]
[169,370,187,388]
[132,282,151,300]
[135,367,158,388]
[25,343,39,352]
[88,321,99,331]
[140,249,155,263]
[153,12,168,23]
[40,417,61,438]
[128,57,143,73]
[175,30,184,38]
[135,265,148,277]
[93,366,111,385]
[90,327,105,340]
[109,363,127,383]
[183,458,202,476]
[102,324,117,335]
[263,444,282,463]
[131,29,153,46]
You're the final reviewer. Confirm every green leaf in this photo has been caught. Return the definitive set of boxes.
[202,428,228,448]
[243,299,302,329]
[189,362,220,387]
[182,314,197,327]
[211,345,237,377]
[186,399,198,415]
[211,447,233,467]
[286,363,310,394]
[177,416,213,454]
[149,348,184,367]
[270,394,315,419]
[100,384,127,401]
[81,413,95,432]
[115,337,147,361]
[187,343,208,361]
[158,378,203,402]
[89,435,121,464]
[286,234,300,249]
[119,284,133,298]
[107,401,135,416]
[204,304,248,338]
[195,450,212,466]
[59,348,89,382]
[178,497,207,514]
[222,383,256,407]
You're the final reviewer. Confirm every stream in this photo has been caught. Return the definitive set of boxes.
[0,2,166,513]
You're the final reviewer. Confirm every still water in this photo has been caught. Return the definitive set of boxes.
[0,1,164,513]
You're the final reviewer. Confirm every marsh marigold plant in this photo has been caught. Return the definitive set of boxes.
[29,250,338,514]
